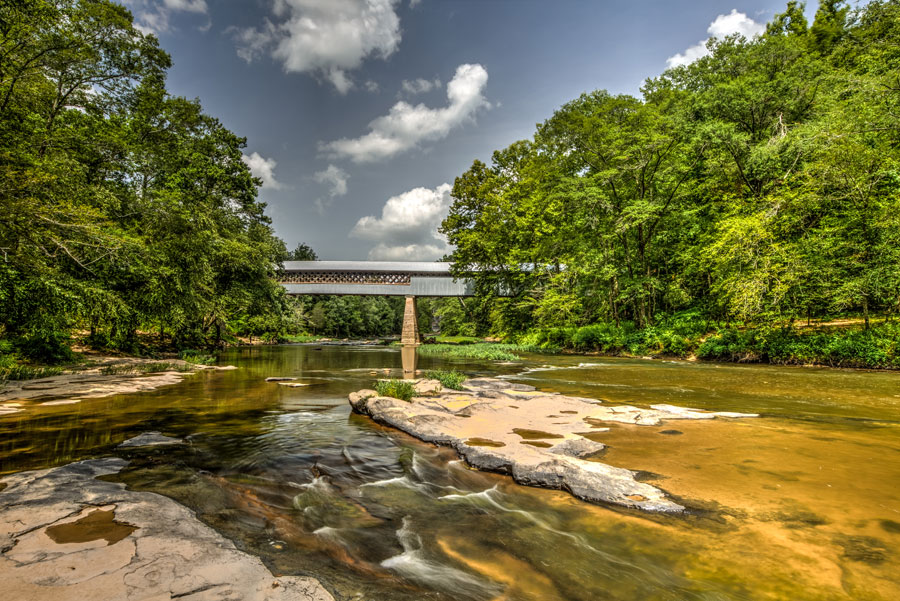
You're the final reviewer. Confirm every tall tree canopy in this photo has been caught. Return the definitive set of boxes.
[441,0,900,336]
[0,0,290,358]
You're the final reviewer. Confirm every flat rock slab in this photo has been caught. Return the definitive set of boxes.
[0,371,189,404]
[0,458,334,601]
[117,432,184,448]
[349,378,757,513]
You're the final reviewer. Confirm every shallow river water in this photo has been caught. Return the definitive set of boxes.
[2,345,900,601]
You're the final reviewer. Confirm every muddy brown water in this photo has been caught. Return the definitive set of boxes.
[2,346,899,600]
[45,509,138,546]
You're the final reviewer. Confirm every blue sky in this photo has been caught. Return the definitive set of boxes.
[125,0,816,260]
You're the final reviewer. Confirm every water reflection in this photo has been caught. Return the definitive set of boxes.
[2,346,900,600]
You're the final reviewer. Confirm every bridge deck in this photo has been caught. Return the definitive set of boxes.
[279,261,474,297]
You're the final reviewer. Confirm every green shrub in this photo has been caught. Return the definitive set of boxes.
[695,325,900,369]
[572,324,626,352]
[178,349,216,365]
[424,370,467,390]
[375,379,415,401]
[279,334,324,343]
[417,343,521,361]
[16,332,75,364]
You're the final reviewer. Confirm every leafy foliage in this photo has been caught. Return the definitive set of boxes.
[178,349,215,365]
[0,0,294,359]
[374,379,415,401]
[424,370,467,390]
[440,0,900,347]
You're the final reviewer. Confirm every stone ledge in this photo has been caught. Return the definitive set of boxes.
[349,378,757,513]
[0,458,334,601]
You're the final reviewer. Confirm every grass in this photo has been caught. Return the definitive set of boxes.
[417,342,553,361]
[100,362,192,375]
[417,343,529,361]
[279,334,327,343]
[426,334,483,344]
[178,349,216,365]
[424,369,467,390]
[0,365,64,382]
[375,379,416,401]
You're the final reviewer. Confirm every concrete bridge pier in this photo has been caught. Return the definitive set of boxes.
[400,296,420,376]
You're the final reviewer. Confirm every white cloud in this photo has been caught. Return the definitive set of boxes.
[366,242,448,261]
[127,0,208,35]
[314,164,349,197]
[400,77,441,96]
[312,164,349,213]
[666,9,764,68]
[350,183,453,260]
[242,152,284,190]
[233,0,402,94]
[321,64,490,163]
[364,80,381,93]
[162,0,207,12]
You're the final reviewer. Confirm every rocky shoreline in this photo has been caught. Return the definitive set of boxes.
[0,357,237,416]
[0,439,334,601]
[349,378,757,512]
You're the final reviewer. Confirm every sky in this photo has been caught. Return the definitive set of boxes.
[124,0,816,261]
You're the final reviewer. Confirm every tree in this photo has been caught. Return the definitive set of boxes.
[285,242,317,261]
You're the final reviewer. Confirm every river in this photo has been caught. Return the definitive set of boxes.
[2,345,899,600]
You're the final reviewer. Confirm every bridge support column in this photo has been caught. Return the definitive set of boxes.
[400,295,419,376]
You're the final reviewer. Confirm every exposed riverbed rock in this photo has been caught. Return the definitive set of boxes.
[0,458,334,601]
[348,378,757,512]
[0,359,237,406]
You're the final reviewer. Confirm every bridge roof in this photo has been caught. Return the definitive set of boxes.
[283,261,453,273]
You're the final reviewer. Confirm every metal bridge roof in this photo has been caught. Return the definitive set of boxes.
[282,261,453,273]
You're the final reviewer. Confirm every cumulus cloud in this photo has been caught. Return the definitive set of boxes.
[364,80,381,93]
[321,64,490,163]
[400,77,441,96]
[666,9,765,68]
[128,0,208,35]
[162,0,207,11]
[242,152,284,190]
[232,0,402,94]
[312,164,349,213]
[350,183,453,260]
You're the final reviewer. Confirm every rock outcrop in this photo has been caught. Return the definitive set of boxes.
[349,378,757,513]
[0,458,334,601]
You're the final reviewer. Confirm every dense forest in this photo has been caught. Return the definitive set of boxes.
[0,0,294,362]
[439,0,900,366]
[2,0,899,369]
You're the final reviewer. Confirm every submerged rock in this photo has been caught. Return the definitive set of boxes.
[0,458,334,601]
[348,377,757,513]
[117,431,184,448]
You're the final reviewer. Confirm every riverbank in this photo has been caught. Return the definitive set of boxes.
[0,452,333,600]
[416,321,900,370]
[0,356,236,412]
